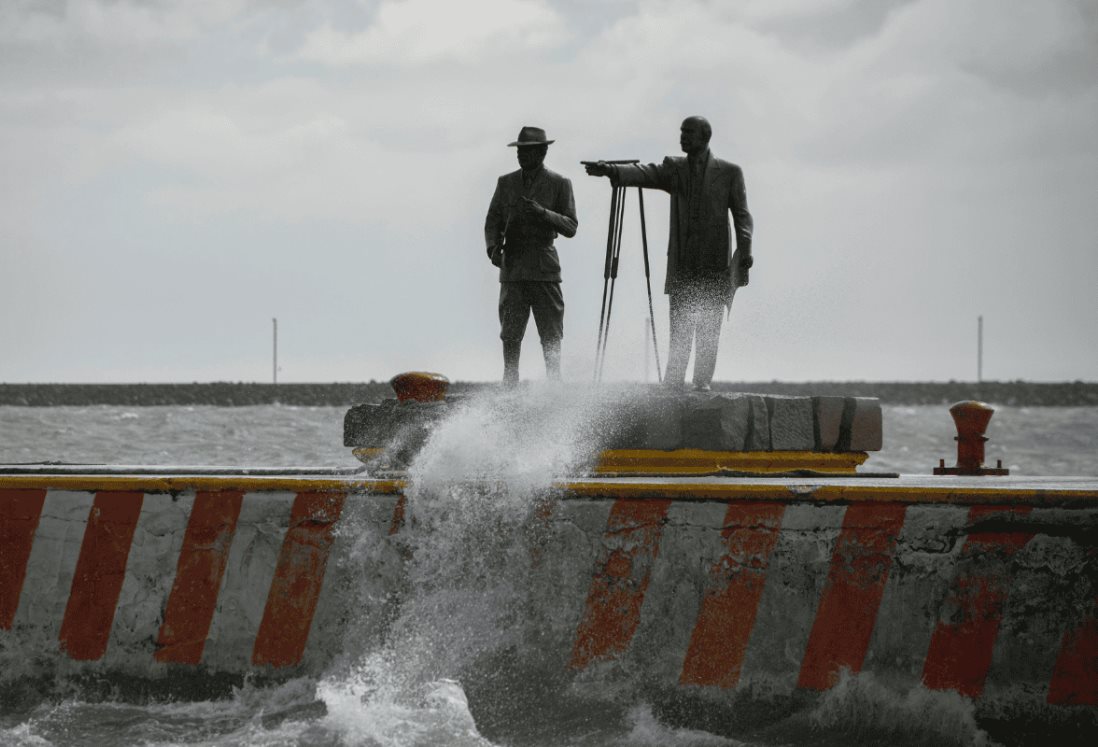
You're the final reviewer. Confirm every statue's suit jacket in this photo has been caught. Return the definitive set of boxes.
[614,152,752,305]
[484,166,577,283]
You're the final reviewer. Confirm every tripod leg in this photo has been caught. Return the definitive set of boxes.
[598,186,627,379]
[592,184,619,382]
[612,179,626,281]
[597,276,614,382]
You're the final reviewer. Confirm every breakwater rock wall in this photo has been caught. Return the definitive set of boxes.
[0,382,394,407]
[3,381,1097,407]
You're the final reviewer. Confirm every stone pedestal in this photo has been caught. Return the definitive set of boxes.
[344,387,883,475]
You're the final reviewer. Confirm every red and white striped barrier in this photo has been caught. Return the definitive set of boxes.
[559,498,1097,706]
[1,481,1095,709]
[0,485,402,677]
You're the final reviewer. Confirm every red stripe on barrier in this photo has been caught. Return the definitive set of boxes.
[922,505,1034,698]
[59,491,144,660]
[389,494,406,535]
[0,489,47,629]
[569,499,671,670]
[155,490,244,664]
[679,502,785,687]
[798,503,907,690]
[252,491,345,667]
[1047,546,1098,705]
[1048,596,1098,706]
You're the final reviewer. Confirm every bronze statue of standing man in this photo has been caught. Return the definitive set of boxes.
[485,126,578,383]
[586,116,753,390]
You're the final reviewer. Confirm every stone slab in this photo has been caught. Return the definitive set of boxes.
[766,395,815,451]
[640,396,684,450]
[744,394,771,450]
[682,394,751,451]
[813,396,846,452]
[841,397,883,451]
[343,389,883,459]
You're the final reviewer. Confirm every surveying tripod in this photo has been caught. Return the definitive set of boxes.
[583,161,662,383]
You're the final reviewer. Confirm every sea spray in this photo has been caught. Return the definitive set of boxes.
[316,385,616,745]
[318,666,489,747]
[806,670,990,746]
[0,676,326,747]
[613,703,743,746]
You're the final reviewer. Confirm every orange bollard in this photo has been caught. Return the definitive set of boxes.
[933,400,1009,476]
[389,371,449,403]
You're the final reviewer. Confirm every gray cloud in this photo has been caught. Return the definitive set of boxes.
[297,0,569,65]
[1,0,1095,383]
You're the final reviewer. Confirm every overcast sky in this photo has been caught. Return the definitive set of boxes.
[2,0,1095,383]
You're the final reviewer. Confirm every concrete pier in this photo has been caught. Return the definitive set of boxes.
[1,469,1095,717]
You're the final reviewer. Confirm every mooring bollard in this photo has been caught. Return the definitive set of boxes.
[389,371,449,403]
[933,400,1009,475]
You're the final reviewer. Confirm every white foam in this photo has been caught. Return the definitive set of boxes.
[316,385,615,746]
[617,703,742,746]
[0,724,53,747]
[808,670,991,746]
[318,660,491,747]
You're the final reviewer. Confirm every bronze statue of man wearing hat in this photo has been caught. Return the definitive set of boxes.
[485,126,578,383]
[586,116,753,390]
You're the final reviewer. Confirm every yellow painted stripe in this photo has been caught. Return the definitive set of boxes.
[559,481,1098,507]
[0,475,406,494]
[594,449,868,475]
[1,474,1095,507]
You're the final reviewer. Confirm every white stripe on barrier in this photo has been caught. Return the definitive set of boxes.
[739,504,845,691]
[864,504,969,686]
[985,507,1087,700]
[203,491,295,670]
[10,491,95,653]
[627,500,728,681]
[105,492,193,672]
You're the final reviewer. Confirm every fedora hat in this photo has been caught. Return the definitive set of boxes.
[508,126,555,147]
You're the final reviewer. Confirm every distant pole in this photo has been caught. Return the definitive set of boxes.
[977,315,983,383]
[273,317,278,386]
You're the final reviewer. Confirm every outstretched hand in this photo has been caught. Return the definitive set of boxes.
[584,161,613,177]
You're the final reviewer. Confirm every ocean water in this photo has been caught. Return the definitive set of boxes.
[1,402,1095,476]
[0,399,1095,746]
